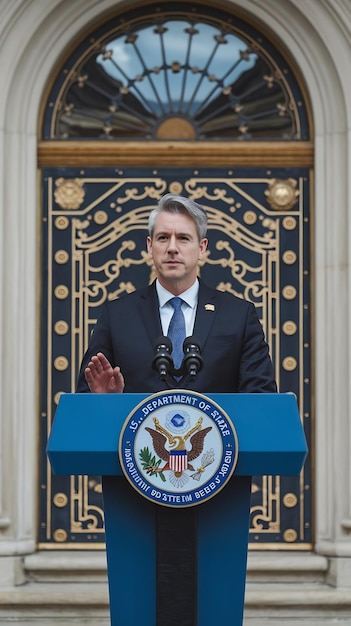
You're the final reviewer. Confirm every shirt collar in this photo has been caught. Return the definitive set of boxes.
[156,279,199,309]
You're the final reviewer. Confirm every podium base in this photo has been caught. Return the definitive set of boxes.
[102,475,251,626]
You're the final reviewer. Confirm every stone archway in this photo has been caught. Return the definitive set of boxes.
[0,0,350,605]
[38,1,312,550]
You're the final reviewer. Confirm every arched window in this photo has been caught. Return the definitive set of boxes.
[43,3,309,141]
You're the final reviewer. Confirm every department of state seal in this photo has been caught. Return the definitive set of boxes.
[119,390,238,507]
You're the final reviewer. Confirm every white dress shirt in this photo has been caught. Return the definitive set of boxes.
[156,279,199,337]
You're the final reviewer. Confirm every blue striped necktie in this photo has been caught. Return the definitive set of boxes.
[167,297,186,370]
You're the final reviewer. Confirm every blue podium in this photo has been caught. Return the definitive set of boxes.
[47,392,307,626]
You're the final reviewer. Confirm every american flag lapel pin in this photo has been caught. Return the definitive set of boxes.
[205,304,215,311]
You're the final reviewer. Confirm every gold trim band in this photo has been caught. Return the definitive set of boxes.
[38,141,314,168]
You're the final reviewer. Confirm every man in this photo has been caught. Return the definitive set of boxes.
[76,193,277,394]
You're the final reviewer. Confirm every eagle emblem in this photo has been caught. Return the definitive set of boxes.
[144,416,212,487]
[119,390,238,507]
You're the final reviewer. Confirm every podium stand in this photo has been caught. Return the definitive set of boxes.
[47,392,307,626]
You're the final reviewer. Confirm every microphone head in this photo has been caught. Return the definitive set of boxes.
[183,335,202,352]
[182,335,203,379]
[154,335,172,352]
[152,336,173,379]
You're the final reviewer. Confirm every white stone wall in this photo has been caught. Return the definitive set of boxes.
[0,0,350,590]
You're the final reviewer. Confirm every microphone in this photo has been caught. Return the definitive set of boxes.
[152,336,174,380]
[182,336,203,380]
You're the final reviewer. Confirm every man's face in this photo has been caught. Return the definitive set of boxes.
[147,211,207,294]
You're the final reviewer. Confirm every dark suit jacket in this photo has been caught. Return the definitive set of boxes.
[76,280,277,394]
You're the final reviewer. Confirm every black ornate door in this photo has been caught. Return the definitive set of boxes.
[39,167,311,549]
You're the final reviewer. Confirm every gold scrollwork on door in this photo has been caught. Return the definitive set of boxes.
[41,169,311,550]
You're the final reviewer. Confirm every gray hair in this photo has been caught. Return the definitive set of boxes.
[148,193,208,240]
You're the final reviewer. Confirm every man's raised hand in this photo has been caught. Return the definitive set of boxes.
[84,352,125,393]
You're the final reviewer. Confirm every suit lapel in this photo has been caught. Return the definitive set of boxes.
[193,281,218,349]
[137,282,163,346]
